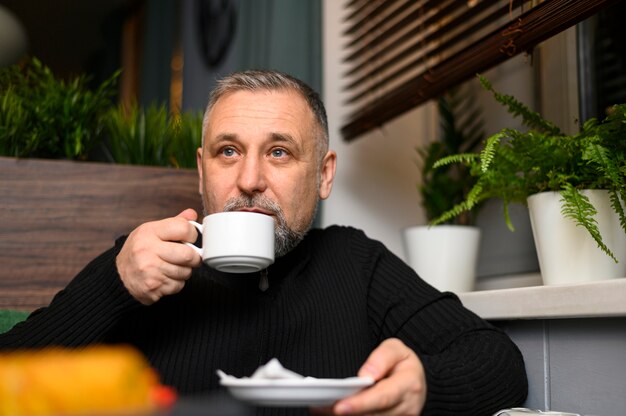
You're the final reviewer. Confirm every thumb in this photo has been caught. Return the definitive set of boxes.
[358,338,406,380]
[176,208,198,221]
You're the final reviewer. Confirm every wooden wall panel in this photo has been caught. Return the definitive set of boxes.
[0,157,203,311]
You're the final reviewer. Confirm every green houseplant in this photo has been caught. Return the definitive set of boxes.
[103,103,203,168]
[0,57,203,168]
[403,89,485,292]
[432,75,626,284]
[0,57,119,160]
[418,90,485,225]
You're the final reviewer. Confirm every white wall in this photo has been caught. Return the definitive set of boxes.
[320,0,436,260]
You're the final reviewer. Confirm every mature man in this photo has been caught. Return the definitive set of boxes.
[0,70,527,415]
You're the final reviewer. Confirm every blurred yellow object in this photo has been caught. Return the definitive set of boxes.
[0,345,172,416]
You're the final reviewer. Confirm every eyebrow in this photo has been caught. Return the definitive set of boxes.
[270,132,301,150]
[212,133,237,144]
[211,132,303,153]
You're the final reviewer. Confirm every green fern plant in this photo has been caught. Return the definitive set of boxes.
[418,88,485,225]
[432,75,626,261]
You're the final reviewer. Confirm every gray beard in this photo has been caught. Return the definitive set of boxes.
[218,195,314,257]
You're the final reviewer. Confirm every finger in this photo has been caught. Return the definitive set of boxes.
[334,371,413,415]
[176,208,198,221]
[158,261,194,282]
[158,275,186,295]
[333,339,426,415]
[358,338,409,380]
[154,216,199,244]
[157,241,202,267]
[142,275,186,304]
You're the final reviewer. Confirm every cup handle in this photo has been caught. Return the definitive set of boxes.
[185,220,203,256]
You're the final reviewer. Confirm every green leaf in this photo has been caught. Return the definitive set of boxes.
[103,103,202,168]
[0,57,118,160]
[560,184,617,262]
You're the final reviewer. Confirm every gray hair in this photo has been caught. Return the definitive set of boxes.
[202,70,329,161]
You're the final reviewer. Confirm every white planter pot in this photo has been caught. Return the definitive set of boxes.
[402,225,481,293]
[527,190,626,285]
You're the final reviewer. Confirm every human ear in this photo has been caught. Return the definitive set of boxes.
[196,147,203,196]
[318,150,337,200]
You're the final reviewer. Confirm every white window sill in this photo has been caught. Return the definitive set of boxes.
[458,277,626,320]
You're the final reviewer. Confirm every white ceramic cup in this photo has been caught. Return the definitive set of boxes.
[186,212,275,273]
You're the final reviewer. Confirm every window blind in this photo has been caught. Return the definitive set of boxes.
[340,0,620,141]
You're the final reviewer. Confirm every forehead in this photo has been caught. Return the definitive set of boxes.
[207,89,314,132]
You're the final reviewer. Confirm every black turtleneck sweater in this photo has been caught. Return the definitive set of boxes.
[0,225,527,415]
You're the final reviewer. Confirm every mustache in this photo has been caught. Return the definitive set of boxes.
[223,195,284,221]
[222,195,309,258]
[222,195,278,213]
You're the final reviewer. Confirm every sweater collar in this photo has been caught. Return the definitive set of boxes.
[200,230,313,292]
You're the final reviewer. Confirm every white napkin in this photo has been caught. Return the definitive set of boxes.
[217,358,306,381]
[217,358,374,386]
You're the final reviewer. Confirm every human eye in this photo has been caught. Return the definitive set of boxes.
[270,148,289,158]
[220,146,237,157]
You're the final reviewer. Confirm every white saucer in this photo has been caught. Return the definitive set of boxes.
[206,255,273,273]
[220,377,374,407]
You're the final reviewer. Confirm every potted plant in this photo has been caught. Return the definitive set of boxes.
[403,88,485,292]
[432,75,626,285]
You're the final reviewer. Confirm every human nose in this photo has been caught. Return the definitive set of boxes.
[236,155,267,194]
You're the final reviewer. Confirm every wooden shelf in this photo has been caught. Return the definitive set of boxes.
[458,278,626,320]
